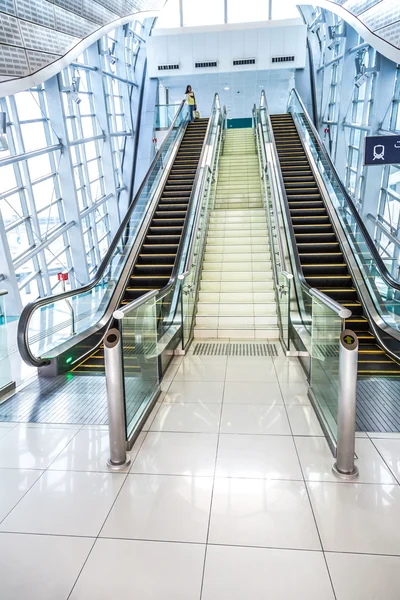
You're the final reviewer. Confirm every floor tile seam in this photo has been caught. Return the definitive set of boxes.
[0,424,83,528]
[0,530,98,539]
[198,355,228,599]
[66,537,97,599]
[284,375,338,597]
[74,426,151,593]
[368,437,400,485]
[0,466,47,528]
[128,472,215,479]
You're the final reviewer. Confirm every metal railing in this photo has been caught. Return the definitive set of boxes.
[254,91,351,327]
[106,95,224,444]
[254,91,356,454]
[287,89,400,363]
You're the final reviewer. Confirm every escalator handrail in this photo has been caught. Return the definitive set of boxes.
[253,111,293,283]
[288,87,400,292]
[179,103,226,281]
[18,99,186,367]
[258,90,351,320]
[115,94,221,318]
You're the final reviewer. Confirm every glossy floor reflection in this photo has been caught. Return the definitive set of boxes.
[1,343,400,599]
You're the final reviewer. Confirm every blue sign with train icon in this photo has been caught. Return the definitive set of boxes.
[364,135,400,166]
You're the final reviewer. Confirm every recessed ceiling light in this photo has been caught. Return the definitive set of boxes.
[224,86,230,90]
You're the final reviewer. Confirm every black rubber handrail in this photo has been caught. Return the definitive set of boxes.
[288,88,400,292]
[18,99,186,366]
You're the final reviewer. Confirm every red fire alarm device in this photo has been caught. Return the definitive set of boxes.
[57,272,69,282]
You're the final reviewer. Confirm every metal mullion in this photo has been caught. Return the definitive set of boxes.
[62,230,74,278]
[89,209,101,266]
[8,98,39,251]
[18,268,40,291]
[386,188,400,203]
[35,197,62,217]
[108,82,118,132]
[31,171,56,187]
[86,155,101,165]
[18,118,47,125]
[5,216,31,232]
[0,185,25,201]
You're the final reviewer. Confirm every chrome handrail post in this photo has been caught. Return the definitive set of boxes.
[104,327,131,471]
[333,330,359,480]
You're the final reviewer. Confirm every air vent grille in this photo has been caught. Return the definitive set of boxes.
[272,55,295,63]
[157,64,180,71]
[233,58,255,66]
[195,61,217,68]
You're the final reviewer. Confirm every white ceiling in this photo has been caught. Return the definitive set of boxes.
[159,69,295,119]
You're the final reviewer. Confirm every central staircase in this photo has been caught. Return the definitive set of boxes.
[194,127,278,339]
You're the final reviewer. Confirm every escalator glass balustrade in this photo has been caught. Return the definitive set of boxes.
[269,113,400,377]
[74,119,209,373]
[17,102,216,375]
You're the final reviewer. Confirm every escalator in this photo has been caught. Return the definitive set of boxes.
[270,113,400,377]
[72,118,209,373]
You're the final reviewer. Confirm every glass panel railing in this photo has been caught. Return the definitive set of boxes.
[181,166,213,347]
[179,103,225,348]
[110,95,224,441]
[0,290,13,395]
[120,294,159,439]
[309,294,342,441]
[155,104,182,129]
[288,91,400,336]
[21,103,189,364]
[255,113,292,351]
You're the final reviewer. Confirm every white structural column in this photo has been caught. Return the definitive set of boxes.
[86,44,120,238]
[44,77,90,287]
[0,212,22,317]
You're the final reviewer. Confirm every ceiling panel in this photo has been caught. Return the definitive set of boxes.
[0,0,164,84]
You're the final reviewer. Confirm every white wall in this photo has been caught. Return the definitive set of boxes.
[147,20,307,77]
[157,70,296,119]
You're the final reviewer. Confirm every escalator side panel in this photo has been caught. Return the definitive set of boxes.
[73,119,209,374]
[270,114,400,378]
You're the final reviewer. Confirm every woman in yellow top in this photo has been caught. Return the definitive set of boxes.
[185,85,196,122]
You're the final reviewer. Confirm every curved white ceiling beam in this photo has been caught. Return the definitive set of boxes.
[0,10,158,97]
[308,1,400,64]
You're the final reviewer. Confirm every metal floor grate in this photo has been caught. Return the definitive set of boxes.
[356,378,400,432]
[193,342,278,357]
[0,374,151,426]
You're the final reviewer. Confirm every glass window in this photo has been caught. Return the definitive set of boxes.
[1,193,24,227]
[37,201,62,236]
[7,221,32,259]
[155,0,180,28]
[0,165,17,194]
[228,0,268,23]
[32,178,57,211]
[182,0,224,25]
[27,154,53,180]
[272,0,300,19]
[20,122,47,152]
[15,91,43,121]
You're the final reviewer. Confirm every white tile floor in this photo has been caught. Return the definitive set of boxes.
[1,345,400,598]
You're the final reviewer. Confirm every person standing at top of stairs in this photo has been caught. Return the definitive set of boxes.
[185,85,196,122]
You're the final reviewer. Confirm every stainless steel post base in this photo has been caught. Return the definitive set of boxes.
[107,456,131,471]
[332,462,359,480]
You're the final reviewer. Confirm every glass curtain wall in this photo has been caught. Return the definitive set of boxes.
[156,0,300,28]
[0,20,146,311]
[301,5,400,281]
